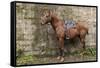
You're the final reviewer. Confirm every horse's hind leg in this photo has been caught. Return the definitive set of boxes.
[80,36,86,50]
[80,37,85,50]
[83,39,85,49]
[79,37,86,56]
[79,31,86,50]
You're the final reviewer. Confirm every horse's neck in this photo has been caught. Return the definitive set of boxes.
[51,16,59,28]
[50,15,60,30]
[51,15,60,24]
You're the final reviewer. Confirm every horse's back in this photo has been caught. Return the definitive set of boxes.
[65,21,88,39]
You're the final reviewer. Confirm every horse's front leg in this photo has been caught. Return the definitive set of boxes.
[57,37,65,62]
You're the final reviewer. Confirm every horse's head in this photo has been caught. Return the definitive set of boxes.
[40,10,52,25]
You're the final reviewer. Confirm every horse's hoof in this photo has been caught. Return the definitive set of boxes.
[60,57,64,62]
[57,56,61,60]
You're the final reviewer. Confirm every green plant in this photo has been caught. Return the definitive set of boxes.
[16,48,24,58]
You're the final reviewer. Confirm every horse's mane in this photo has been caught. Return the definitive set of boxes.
[51,14,63,23]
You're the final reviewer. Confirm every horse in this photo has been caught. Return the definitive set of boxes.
[40,10,88,62]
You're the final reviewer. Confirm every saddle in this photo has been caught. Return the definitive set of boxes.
[64,20,76,39]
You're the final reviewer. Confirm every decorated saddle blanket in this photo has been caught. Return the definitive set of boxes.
[64,20,76,39]
[64,20,76,30]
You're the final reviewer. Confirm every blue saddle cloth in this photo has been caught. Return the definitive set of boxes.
[64,20,76,29]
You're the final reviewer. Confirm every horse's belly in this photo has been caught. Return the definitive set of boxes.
[66,28,79,39]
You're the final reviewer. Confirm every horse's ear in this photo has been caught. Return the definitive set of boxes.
[48,10,53,16]
[42,8,48,15]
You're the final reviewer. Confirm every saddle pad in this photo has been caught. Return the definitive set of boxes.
[64,20,76,29]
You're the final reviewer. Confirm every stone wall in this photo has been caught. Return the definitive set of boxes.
[16,3,97,56]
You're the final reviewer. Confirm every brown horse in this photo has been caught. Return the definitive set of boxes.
[40,10,88,62]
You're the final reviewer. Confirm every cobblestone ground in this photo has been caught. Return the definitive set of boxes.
[17,47,96,65]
